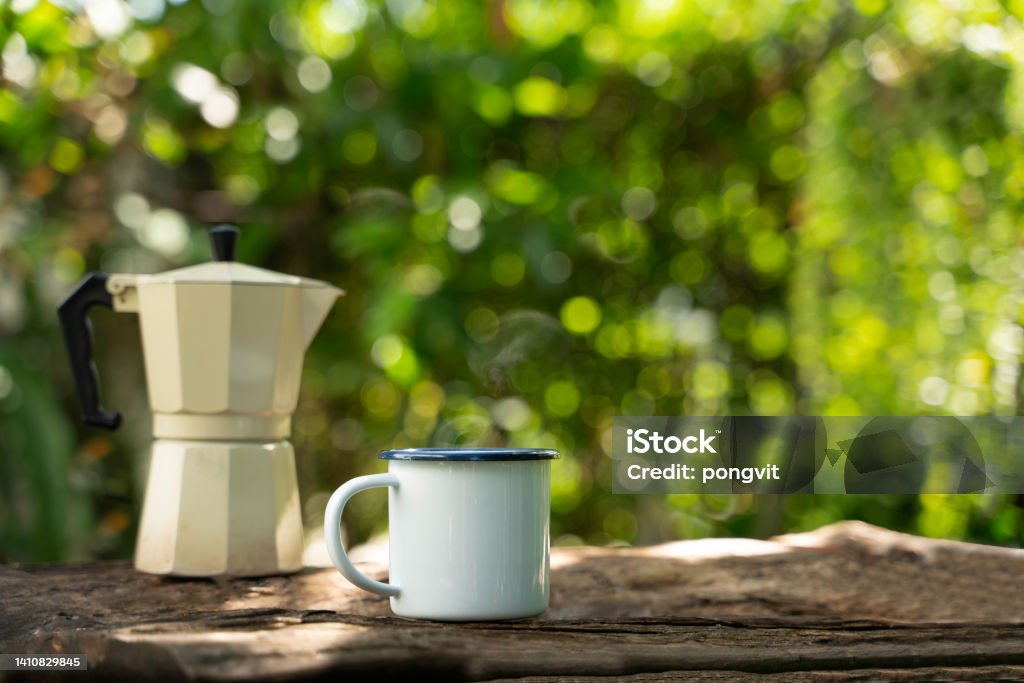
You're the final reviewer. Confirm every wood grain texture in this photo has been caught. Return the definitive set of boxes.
[1,521,1023,681]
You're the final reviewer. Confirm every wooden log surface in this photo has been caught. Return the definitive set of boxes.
[1,521,1023,681]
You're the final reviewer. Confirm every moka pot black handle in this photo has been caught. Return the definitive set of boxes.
[57,272,122,430]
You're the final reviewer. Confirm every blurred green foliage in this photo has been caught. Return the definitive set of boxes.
[1,0,1022,561]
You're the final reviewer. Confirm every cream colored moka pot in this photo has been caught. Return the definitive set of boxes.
[59,226,342,576]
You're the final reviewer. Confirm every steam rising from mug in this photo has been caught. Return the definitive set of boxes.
[466,310,567,390]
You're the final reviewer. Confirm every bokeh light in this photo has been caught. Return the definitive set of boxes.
[0,0,1022,562]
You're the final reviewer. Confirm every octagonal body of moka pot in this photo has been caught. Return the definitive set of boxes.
[108,262,341,441]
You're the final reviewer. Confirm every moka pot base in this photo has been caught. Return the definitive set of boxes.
[134,439,304,578]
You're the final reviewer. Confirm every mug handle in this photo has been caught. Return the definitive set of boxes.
[324,473,401,598]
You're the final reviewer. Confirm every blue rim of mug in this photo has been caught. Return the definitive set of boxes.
[379,447,560,461]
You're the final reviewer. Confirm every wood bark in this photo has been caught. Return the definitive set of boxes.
[2,521,1022,681]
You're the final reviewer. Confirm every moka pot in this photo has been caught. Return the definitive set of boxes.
[58,226,342,576]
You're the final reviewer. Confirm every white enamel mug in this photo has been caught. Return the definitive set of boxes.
[324,447,558,621]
